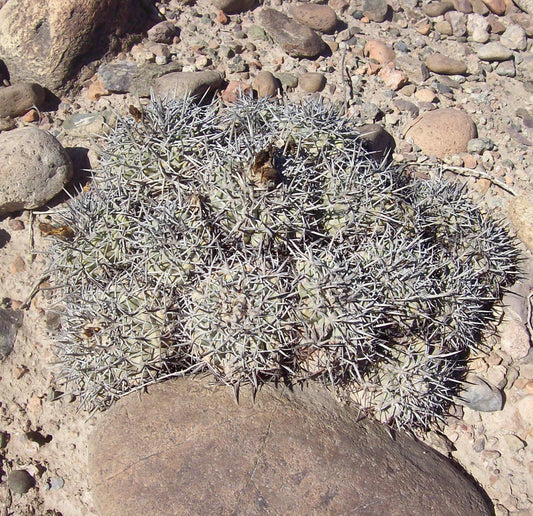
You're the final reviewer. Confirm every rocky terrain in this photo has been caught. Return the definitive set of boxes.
[0,0,532,514]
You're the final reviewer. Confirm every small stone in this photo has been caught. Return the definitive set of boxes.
[358,124,396,161]
[86,78,110,101]
[252,71,279,97]
[378,62,408,90]
[299,72,326,93]
[221,81,252,103]
[414,21,432,35]
[62,113,109,138]
[257,8,326,58]
[147,21,178,43]
[274,72,298,89]
[471,0,490,14]
[510,193,533,251]
[461,153,477,168]
[435,20,454,35]
[22,109,39,123]
[49,477,65,490]
[415,88,437,103]
[423,1,455,16]
[480,0,506,13]
[445,11,467,36]
[291,4,338,33]
[467,14,491,43]
[495,60,516,77]
[403,108,477,158]
[364,40,395,64]
[7,470,35,494]
[213,0,255,13]
[0,127,73,215]
[363,0,389,22]
[7,219,24,231]
[12,365,27,379]
[467,137,494,153]
[477,42,513,61]
[153,71,224,99]
[98,61,138,93]
[500,24,527,51]
[458,375,503,412]
[0,82,46,118]
[425,54,468,75]
[10,256,25,274]
[510,13,533,37]
[216,10,229,24]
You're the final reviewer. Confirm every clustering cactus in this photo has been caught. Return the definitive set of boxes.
[46,95,519,429]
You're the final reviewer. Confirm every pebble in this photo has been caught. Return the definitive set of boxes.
[275,72,298,89]
[364,39,395,64]
[7,219,24,231]
[425,54,468,75]
[403,108,477,158]
[445,11,468,37]
[221,81,251,103]
[291,4,338,34]
[467,14,491,43]
[0,307,23,360]
[363,0,389,22]
[213,0,255,13]
[216,9,229,24]
[467,137,494,153]
[7,470,35,494]
[257,8,326,58]
[495,60,516,77]
[378,62,408,90]
[435,20,454,35]
[299,72,326,93]
[147,21,178,44]
[423,1,455,16]
[98,61,138,93]
[0,127,73,216]
[454,0,474,13]
[458,375,504,412]
[477,42,513,61]
[481,0,506,14]
[358,123,396,161]
[508,193,533,252]
[415,88,437,102]
[0,82,46,118]
[252,71,279,97]
[62,112,110,138]
[471,0,490,14]
[500,24,527,51]
[86,78,109,101]
[153,71,224,99]
[511,13,533,37]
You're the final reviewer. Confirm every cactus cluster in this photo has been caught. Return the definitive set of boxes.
[47,95,519,430]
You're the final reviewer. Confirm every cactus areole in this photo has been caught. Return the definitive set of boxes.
[47,96,519,430]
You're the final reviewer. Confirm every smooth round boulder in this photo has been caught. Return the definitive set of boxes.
[290,4,338,33]
[425,53,468,75]
[0,127,73,216]
[89,377,493,516]
[153,71,224,99]
[0,82,46,118]
[252,71,279,97]
[403,108,477,158]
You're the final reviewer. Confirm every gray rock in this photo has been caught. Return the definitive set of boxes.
[89,378,493,516]
[62,112,113,138]
[495,60,516,77]
[513,0,533,14]
[129,61,183,98]
[454,0,473,13]
[7,470,35,494]
[477,42,513,61]
[248,24,269,41]
[423,1,455,17]
[257,8,326,59]
[274,72,298,89]
[0,307,23,359]
[458,375,503,412]
[425,54,468,75]
[363,0,389,22]
[213,0,255,13]
[467,13,491,43]
[0,127,73,216]
[500,24,527,51]
[147,21,178,43]
[0,83,46,118]
[445,11,467,36]
[510,13,533,37]
[0,0,151,91]
[153,71,224,99]
[98,61,138,93]
[467,137,494,153]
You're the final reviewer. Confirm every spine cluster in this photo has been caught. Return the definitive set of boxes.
[47,95,519,430]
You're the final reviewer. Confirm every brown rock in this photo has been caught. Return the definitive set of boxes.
[89,378,493,516]
[453,0,474,12]
[378,62,408,90]
[425,54,468,75]
[481,0,506,13]
[257,8,326,58]
[213,0,255,13]
[153,71,224,99]
[86,78,110,101]
[403,108,477,158]
[291,4,338,34]
[0,83,45,118]
[216,9,229,24]
[253,70,279,97]
[147,21,178,43]
[222,80,251,103]
[509,192,533,252]
[0,0,150,91]
[364,39,395,64]
[415,88,438,103]
[22,109,39,123]
[423,1,455,16]
[299,72,326,92]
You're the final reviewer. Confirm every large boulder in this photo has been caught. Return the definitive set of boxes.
[0,127,72,215]
[89,377,493,516]
[0,0,152,91]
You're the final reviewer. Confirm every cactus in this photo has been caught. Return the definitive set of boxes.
[46,95,519,429]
